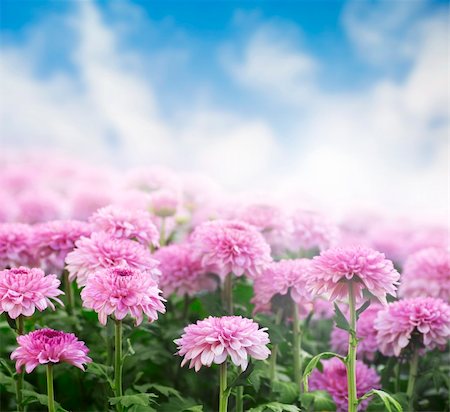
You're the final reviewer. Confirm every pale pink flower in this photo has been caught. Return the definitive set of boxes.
[154,244,216,297]
[149,189,180,217]
[0,267,63,319]
[289,209,339,254]
[252,259,312,314]
[90,205,159,247]
[81,266,166,326]
[16,190,64,224]
[375,297,450,356]
[311,298,335,320]
[65,233,159,287]
[307,246,400,305]
[191,220,272,280]
[69,187,114,221]
[0,223,35,268]
[399,247,450,302]
[309,358,380,412]
[330,304,383,361]
[11,328,91,373]
[31,220,92,273]
[175,316,270,371]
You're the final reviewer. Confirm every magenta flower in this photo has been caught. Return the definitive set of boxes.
[65,232,159,287]
[154,244,216,297]
[11,328,91,373]
[90,205,159,247]
[399,247,450,302]
[309,358,380,412]
[0,267,63,319]
[0,223,35,268]
[81,266,166,325]
[374,297,450,356]
[175,316,270,371]
[307,246,400,304]
[191,220,272,280]
[31,220,92,273]
[289,209,339,253]
[252,259,312,314]
[330,305,383,361]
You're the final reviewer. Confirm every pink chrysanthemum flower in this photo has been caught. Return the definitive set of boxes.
[0,223,35,268]
[149,189,180,217]
[252,259,312,314]
[236,203,293,255]
[191,220,272,280]
[399,247,450,302]
[81,266,166,326]
[307,246,400,305]
[330,305,383,361]
[289,209,339,253]
[16,190,64,224]
[374,297,450,356]
[175,316,270,372]
[309,358,380,412]
[0,267,63,319]
[31,220,92,274]
[153,244,216,297]
[11,328,91,373]
[90,205,159,248]
[65,233,159,287]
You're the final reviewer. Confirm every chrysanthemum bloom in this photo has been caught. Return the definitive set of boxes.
[307,246,400,304]
[289,209,339,254]
[236,203,293,255]
[11,328,91,373]
[399,247,450,302]
[330,305,383,361]
[90,205,159,248]
[0,267,63,318]
[154,244,216,297]
[175,316,270,371]
[309,358,380,412]
[0,223,36,268]
[65,232,159,287]
[252,259,312,314]
[149,189,180,217]
[16,190,64,224]
[31,220,92,273]
[374,297,450,356]
[81,266,166,325]
[191,220,272,280]
[68,187,113,221]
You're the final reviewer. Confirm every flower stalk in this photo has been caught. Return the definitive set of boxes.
[63,270,74,315]
[15,316,24,412]
[407,348,419,411]
[222,273,233,315]
[46,364,55,412]
[114,319,123,412]
[292,301,303,390]
[219,362,229,412]
[346,282,358,412]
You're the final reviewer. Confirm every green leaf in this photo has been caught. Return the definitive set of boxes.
[134,383,182,399]
[272,381,299,404]
[109,393,157,408]
[356,300,371,319]
[158,396,203,412]
[21,389,68,411]
[228,362,255,389]
[333,303,350,331]
[86,362,114,389]
[359,389,403,412]
[4,313,17,330]
[303,352,345,392]
[248,402,300,412]
[300,390,336,411]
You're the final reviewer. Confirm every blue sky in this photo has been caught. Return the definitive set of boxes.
[0,0,448,219]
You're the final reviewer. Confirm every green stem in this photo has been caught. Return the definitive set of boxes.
[46,365,55,412]
[114,319,123,412]
[292,301,302,390]
[15,316,24,412]
[222,274,233,315]
[63,270,74,316]
[236,386,243,412]
[270,308,283,383]
[219,362,229,412]
[346,283,358,412]
[159,218,166,246]
[406,349,419,411]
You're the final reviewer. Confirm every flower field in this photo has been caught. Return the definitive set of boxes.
[0,155,449,412]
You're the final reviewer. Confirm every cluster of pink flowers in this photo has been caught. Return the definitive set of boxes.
[154,244,216,297]
[0,267,63,318]
[374,297,450,356]
[11,328,91,373]
[399,247,450,302]
[0,223,35,268]
[191,220,272,280]
[252,259,312,314]
[81,266,166,326]
[175,316,270,371]
[309,358,380,412]
[307,245,400,304]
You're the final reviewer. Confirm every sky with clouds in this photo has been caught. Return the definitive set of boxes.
[0,0,448,220]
